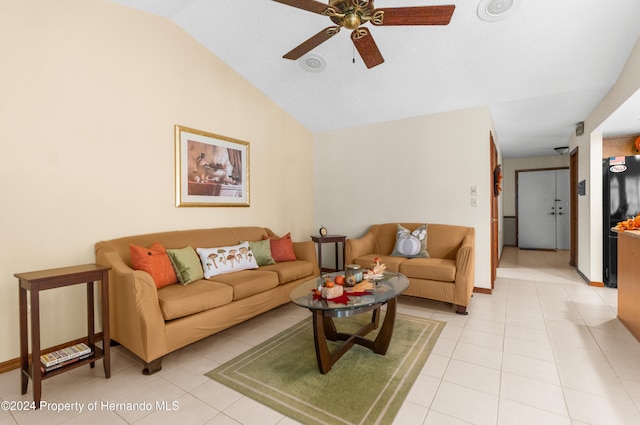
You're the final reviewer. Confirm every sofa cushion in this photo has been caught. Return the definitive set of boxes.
[211,270,279,300]
[400,258,456,282]
[129,242,178,289]
[266,232,296,262]
[247,239,276,266]
[166,246,204,285]
[352,255,406,273]
[259,260,314,284]
[391,224,429,258]
[157,280,233,320]
[196,242,258,278]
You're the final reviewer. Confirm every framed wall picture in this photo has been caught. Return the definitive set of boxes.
[175,125,249,207]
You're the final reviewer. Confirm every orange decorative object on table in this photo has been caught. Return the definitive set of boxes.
[615,214,640,232]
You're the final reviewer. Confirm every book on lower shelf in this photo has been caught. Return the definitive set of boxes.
[40,343,93,369]
[41,352,93,373]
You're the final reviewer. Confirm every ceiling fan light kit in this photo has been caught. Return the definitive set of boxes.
[273,0,455,69]
[477,0,521,22]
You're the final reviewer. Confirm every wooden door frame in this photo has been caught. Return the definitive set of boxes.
[570,147,578,266]
[490,133,498,288]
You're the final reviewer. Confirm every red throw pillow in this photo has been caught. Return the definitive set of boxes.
[266,232,296,262]
[130,242,178,288]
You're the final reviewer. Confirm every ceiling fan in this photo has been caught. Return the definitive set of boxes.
[273,0,455,69]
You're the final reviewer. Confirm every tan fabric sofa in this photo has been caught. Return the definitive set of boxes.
[345,223,475,315]
[95,226,319,374]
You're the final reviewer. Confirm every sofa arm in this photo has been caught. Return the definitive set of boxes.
[293,240,320,276]
[95,246,168,362]
[345,231,375,264]
[453,230,475,309]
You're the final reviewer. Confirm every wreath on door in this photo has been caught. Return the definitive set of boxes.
[494,165,503,196]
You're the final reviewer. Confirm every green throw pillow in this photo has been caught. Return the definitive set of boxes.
[248,239,276,266]
[166,246,204,285]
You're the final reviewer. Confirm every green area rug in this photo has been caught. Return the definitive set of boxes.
[206,312,445,425]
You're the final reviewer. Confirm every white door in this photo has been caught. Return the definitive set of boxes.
[518,169,570,250]
[518,170,556,249]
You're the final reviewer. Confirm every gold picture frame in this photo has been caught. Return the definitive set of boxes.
[175,125,249,207]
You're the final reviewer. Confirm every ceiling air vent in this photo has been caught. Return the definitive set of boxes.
[477,0,521,22]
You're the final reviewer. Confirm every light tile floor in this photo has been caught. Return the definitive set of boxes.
[1,247,640,424]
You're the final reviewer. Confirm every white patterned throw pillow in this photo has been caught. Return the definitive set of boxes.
[196,241,259,279]
[391,224,429,258]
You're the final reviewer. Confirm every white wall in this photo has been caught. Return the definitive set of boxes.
[570,36,640,282]
[0,0,315,363]
[315,106,496,289]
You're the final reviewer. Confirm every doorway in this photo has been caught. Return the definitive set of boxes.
[490,133,498,288]
[570,148,578,266]
[517,168,570,250]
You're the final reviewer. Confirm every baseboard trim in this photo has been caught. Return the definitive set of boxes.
[473,287,492,295]
[0,333,103,374]
[575,268,604,287]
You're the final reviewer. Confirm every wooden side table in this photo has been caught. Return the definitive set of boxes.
[311,235,346,272]
[16,264,111,408]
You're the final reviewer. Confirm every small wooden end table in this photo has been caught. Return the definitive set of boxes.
[16,264,111,408]
[311,235,346,272]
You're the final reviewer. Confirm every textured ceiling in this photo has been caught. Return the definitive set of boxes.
[109,0,640,158]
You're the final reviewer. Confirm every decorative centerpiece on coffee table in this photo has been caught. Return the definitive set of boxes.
[319,278,344,299]
[364,257,386,281]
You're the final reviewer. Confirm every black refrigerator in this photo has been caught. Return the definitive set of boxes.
[603,155,640,287]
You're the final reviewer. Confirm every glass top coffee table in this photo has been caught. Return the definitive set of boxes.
[289,272,409,373]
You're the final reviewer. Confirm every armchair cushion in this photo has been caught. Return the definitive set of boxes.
[400,258,456,282]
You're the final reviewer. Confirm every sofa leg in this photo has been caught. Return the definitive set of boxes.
[142,357,163,375]
[455,305,469,315]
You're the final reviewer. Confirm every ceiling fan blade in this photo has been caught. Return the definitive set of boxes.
[371,5,455,26]
[283,27,341,60]
[351,28,384,69]
[272,0,330,15]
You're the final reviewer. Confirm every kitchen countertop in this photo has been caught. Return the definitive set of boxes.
[613,229,640,238]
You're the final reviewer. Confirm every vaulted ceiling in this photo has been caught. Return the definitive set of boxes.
[109,0,640,158]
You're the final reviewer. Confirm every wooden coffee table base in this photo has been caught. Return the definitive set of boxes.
[311,296,398,374]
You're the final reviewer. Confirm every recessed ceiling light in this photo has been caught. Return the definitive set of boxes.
[477,0,521,22]
[299,54,326,73]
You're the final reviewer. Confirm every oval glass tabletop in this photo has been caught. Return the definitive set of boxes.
[289,271,409,312]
